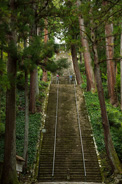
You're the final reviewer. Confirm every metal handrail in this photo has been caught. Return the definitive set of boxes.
[52,80,59,177]
[74,80,86,178]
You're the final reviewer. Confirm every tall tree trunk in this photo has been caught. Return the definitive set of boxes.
[23,40,29,168]
[36,27,40,96]
[0,48,3,123]
[23,70,29,168]
[29,68,37,113]
[42,19,48,82]
[105,23,118,105]
[120,23,122,110]
[29,6,39,112]
[1,2,19,183]
[103,1,118,105]
[92,29,122,174]
[71,44,82,85]
[77,0,96,92]
[36,68,39,95]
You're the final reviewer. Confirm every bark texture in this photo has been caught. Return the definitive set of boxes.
[23,70,29,167]
[42,19,48,82]
[29,5,39,113]
[29,68,37,113]
[0,49,3,123]
[103,0,118,105]
[77,0,96,92]
[121,23,122,110]
[71,44,82,85]
[105,23,117,105]
[1,52,18,183]
[92,30,122,174]
[1,0,19,183]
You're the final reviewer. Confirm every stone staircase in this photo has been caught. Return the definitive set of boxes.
[38,76,102,183]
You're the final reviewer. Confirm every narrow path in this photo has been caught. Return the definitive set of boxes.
[37,74,102,183]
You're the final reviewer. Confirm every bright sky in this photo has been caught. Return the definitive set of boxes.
[54,36,65,44]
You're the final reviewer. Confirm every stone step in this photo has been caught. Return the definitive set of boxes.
[38,176,102,182]
[38,81,102,182]
[37,182,102,184]
[39,167,100,172]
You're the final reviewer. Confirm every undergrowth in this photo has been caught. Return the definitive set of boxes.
[80,63,122,181]
[84,85,122,163]
[81,73,122,183]
[0,80,49,166]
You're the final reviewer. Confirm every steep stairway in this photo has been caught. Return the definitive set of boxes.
[38,76,102,183]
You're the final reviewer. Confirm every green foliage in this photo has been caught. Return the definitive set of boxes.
[102,83,109,100]
[39,81,48,99]
[47,71,51,81]
[0,93,6,123]
[28,113,41,164]
[52,0,62,9]
[106,104,122,128]
[116,72,120,96]
[46,57,69,73]
[0,60,10,91]
[79,63,85,73]
[0,138,4,162]
[16,90,25,113]
[84,89,122,162]
[81,75,87,89]
[84,91,105,152]
[16,71,25,90]
[39,81,48,90]
[0,123,5,136]
[16,91,42,164]
[102,73,107,81]
[40,40,55,61]
[54,44,60,54]
[80,61,122,162]
[110,127,122,162]
[16,111,42,164]
[22,38,55,72]
[22,36,42,70]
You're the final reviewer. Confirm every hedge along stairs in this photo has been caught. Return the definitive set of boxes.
[37,63,102,183]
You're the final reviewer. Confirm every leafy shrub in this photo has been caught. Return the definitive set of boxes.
[111,126,122,162]
[39,81,48,90]
[116,73,121,100]
[16,111,42,164]
[81,74,87,89]
[101,73,107,82]
[84,91,105,152]
[84,90,122,162]
[47,71,51,81]
[106,103,122,127]
[102,83,109,100]
[79,63,85,73]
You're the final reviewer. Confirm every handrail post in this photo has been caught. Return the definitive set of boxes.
[74,80,86,180]
[52,80,59,177]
